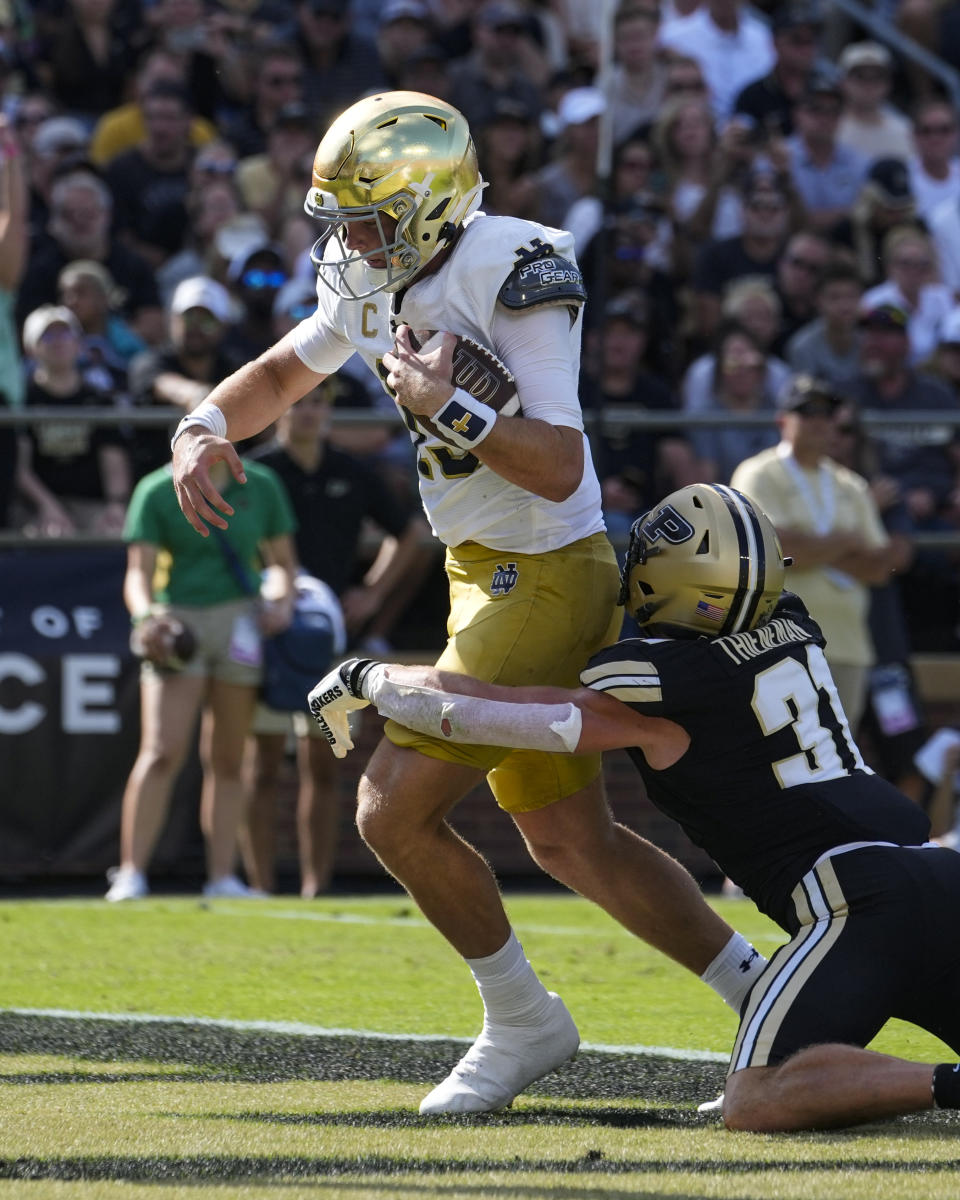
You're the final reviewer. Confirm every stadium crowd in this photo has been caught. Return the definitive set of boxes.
[2,0,960,859]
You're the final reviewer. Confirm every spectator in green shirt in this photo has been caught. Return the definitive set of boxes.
[106,457,298,902]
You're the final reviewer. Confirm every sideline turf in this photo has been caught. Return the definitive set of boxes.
[0,894,950,1061]
[0,893,958,1200]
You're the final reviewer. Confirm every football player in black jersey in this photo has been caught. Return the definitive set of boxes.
[311,482,960,1131]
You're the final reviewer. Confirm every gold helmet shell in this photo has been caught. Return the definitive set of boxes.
[620,483,789,638]
[304,91,484,299]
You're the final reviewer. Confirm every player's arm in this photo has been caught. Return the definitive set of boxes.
[172,331,327,536]
[308,658,654,759]
[386,318,583,502]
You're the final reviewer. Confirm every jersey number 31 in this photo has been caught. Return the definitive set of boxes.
[752,645,868,788]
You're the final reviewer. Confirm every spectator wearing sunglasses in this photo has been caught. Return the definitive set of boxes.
[786,72,869,236]
[772,229,831,354]
[907,99,960,221]
[732,1,823,139]
[730,374,897,731]
[862,225,953,365]
[222,241,288,368]
[220,46,307,160]
[690,171,792,343]
[235,103,316,240]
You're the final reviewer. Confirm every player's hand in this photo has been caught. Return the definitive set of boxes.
[308,659,376,758]
[172,429,246,536]
[382,324,455,417]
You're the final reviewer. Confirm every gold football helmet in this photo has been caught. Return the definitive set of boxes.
[619,483,789,638]
[304,91,485,299]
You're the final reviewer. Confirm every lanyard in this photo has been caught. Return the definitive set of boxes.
[776,444,855,589]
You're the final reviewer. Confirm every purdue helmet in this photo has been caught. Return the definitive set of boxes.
[619,483,789,638]
[303,91,485,300]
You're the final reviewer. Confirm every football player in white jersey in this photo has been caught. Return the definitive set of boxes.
[171,91,765,1114]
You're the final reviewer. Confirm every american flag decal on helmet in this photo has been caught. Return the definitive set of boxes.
[696,599,725,623]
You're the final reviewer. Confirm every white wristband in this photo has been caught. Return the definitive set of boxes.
[170,400,228,450]
[433,388,497,451]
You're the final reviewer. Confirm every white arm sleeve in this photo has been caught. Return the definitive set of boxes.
[365,666,583,754]
[489,304,584,430]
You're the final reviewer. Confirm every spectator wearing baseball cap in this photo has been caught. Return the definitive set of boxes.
[837,41,912,163]
[376,0,436,87]
[235,102,315,239]
[690,172,792,343]
[18,303,132,537]
[223,242,289,372]
[473,94,543,221]
[296,0,388,129]
[533,87,606,230]
[732,2,823,138]
[730,369,893,733]
[786,71,869,235]
[127,276,242,479]
[395,41,452,101]
[846,301,960,527]
[831,157,925,289]
[447,1,545,135]
[579,290,697,533]
[862,225,954,365]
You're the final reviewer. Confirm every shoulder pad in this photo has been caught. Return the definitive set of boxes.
[498,243,587,316]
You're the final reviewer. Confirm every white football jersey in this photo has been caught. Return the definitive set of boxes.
[292,211,604,553]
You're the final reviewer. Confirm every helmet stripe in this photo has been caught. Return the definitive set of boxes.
[730,486,768,632]
[709,485,765,633]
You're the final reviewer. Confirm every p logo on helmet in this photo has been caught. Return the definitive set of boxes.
[641,505,696,546]
[620,483,788,639]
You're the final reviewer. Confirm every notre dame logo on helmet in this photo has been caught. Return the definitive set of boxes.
[641,504,696,546]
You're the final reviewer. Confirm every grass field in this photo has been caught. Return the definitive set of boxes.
[0,891,957,1199]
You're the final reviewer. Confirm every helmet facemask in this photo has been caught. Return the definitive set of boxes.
[303,91,485,301]
[306,185,435,300]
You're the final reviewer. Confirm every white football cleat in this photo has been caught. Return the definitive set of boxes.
[697,1092,724,1114]
[105,865,149,902]
[419,992,579,1115]
[202,875,267,899]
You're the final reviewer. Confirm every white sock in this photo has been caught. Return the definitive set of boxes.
[466,931,554,1026]
[700,931,767,1012]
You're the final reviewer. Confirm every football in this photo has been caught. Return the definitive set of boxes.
[407,328,521,419]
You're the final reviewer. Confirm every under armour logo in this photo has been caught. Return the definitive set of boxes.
[491,563,519,595]
[738,948,759,974]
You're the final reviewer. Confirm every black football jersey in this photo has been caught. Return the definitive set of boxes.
[581,594,931,929]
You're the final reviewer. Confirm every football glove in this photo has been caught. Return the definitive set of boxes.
[308,658,379,757]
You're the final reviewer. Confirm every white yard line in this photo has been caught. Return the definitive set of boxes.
[33,899,785,943]
[2,1006,729,1063]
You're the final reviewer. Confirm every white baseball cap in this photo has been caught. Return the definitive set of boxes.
[22,304,82,355]
[556,87,606,130]
[170,276,232,322]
